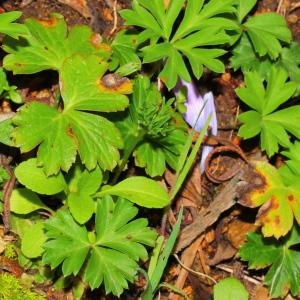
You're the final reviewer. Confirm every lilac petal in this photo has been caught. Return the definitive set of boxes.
[174,79,218,172]
[199,145,213,172]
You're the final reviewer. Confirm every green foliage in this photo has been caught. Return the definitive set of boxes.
[21,221,47,258]
[4,243,17,259]
[280,42,300,94]
[0,11,28,39]
[230,34,272,78]
[0,166,9,184]
[0,272,45,300]
[12,55,129,175]
[110,30,142,75]
[96,176,169,208]
[236,66,299,156]
[0,67,22,103]
[10,188,50,214]
[43,196,157,296]
[0,118,14,146]
[239,226,300,298]
[243,12,291,59]
[231,38,300,95]
[115,76,186,177]
[66,164,102,224]
[213,277,249,300]
[120,0,237,89]
[280,141,300,187]
[3,13,110,74]
[143,207,183,299]
[1,4,298,298]
[15,158,66,195]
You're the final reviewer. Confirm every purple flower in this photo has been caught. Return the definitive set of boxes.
[174,79,218,172]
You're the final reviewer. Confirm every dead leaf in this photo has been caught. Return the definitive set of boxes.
[169,236,203,300]
[57,0,92,19]
[226,220,258,249]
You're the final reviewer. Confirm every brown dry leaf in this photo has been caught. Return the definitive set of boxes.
[0,257,23,278]
[206,239,236,266]
[250,284,271,300]
[165,163,202,209]
[57,0,91,19]
[169,237,203,300]
[226,220,258,249]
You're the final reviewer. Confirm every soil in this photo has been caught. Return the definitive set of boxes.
[1,0,300,299]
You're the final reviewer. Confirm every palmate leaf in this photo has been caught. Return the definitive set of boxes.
[230,34,272,78]
[120,0,238,89]
[236,66,298,156]
[279,142,300,195]
[43,196,157,296]
[3,13,110,74]
[115,75,186,177]
[0,11,28,39]
[280,43,300,95]
[244,13,291,59]
[238,161,300,239]
[13,55,130,175]
[239,226,300,298]
[110,30,141,75]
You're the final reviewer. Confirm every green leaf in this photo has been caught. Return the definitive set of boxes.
[213,277,249,300]
[235,0,257,23]
[68,193,95,225]
[121,0,236,89]
[67,164,102,224]
[280,141,300,186]
[244,13,291,59]
[43,209,91,276]
[0,11,28,39]
[239,226,300,298]
[0,118,13,146]
[15,158,66,195]
[3,13,110,74]
[115,76,187,177]
[0,167,9,184]
[96,176,169,208]
[280,43,300,95]
[148,207,183,294]
[10,188,48,214]
[236,67,298,156]
[134,142,166,177]
[110,30,141,75]
[13,55,130,175]
[43,196,157,296]
[21,221,47,258]
[230,34,272,78]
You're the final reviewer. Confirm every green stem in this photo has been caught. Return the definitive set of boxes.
[110,128,145,185]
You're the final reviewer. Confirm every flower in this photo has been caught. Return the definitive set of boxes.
[174,79,218,172]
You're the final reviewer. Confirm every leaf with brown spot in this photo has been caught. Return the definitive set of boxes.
[13,55,129,174]
[3,13,111,74]
[238,161,300,238]
[99,74,133,95]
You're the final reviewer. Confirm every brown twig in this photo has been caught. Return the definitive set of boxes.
[0,155,15,233]
[109,0,118,36]
[289,2,300,13]
[2,172,15,233]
